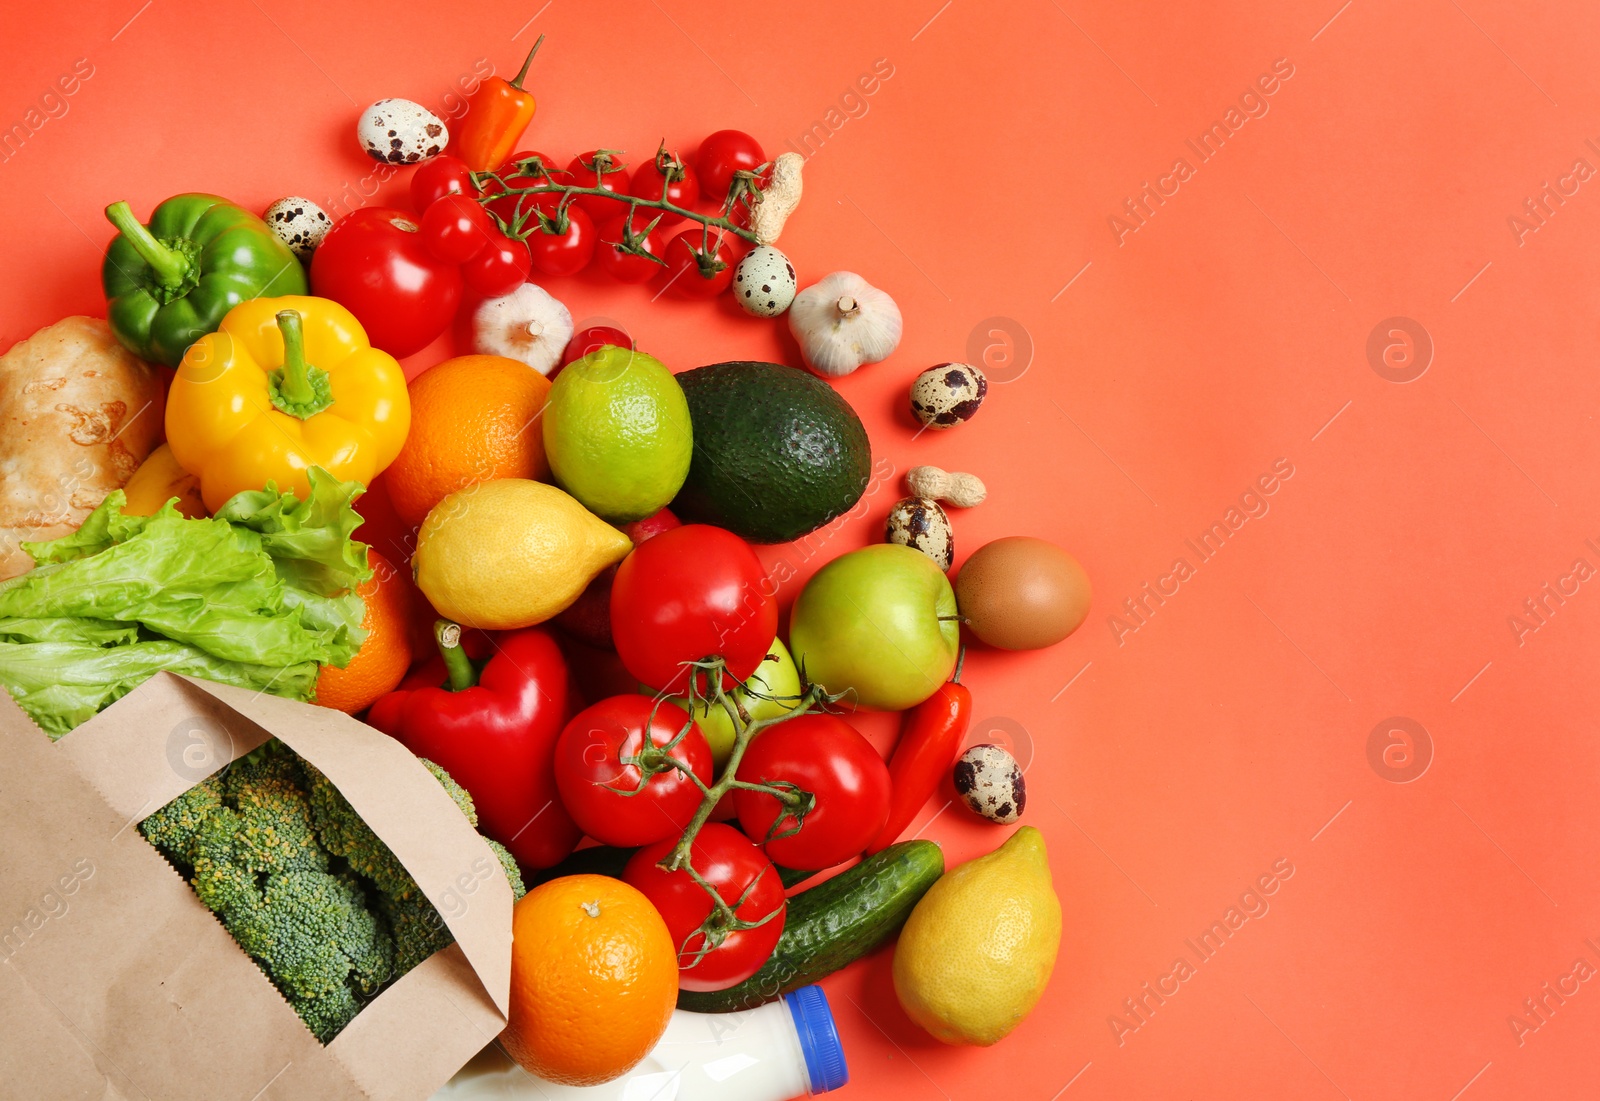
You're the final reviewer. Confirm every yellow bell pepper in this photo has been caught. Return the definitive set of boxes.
[166,295,411,512]
[121,443,207,518]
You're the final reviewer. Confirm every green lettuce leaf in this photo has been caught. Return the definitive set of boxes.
[0,472,371,738]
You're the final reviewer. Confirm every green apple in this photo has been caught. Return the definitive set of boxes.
[788,544,959,711]
[668,636,801,768]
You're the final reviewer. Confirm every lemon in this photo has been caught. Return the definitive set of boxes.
[413,479,632,630]
[668,637,801,767]
[543,346,693,523]
[892,826,1062,1046]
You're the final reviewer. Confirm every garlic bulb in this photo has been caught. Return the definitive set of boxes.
[787,272,902,377]
[473,283,574,376]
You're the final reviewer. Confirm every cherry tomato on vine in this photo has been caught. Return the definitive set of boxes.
[567,151,630,221]
[310,208,462,358]
[696,130,765,199]
[411,154,477,211]
[461,233,530,296]
[624,824,786,991]
[554,695,713,847]
[527,206,597,277]
[593,221,665,284]
[662,228,735,299]
[630,148,700,229]
[561,324,633,367]
[419,194,495,264]
[486,150,568,228]
[734,713,891,870]
[610,524,777,694]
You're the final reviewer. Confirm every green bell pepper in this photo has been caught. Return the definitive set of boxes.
[102,193,308,367]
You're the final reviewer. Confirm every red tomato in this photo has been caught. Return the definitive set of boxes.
[461,234,531,297]
[610,524,777,694]
[630,148,700,229]
[567,150,630,221]
[527,206,597,277]
[311,208,462,358]
[554,695,713,847]
[411,154,477,211]
[593,221,665,284]
[486,151,568,229]
[560,324,634,368]
[419,194,495,263]
[624,824,786,991]
[734,714,891,870]
[661,229,734,299]
[696,130,765,199]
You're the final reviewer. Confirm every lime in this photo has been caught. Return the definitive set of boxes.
[543,347,693,523]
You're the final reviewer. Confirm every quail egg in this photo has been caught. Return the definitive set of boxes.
[732,245,798,317]
[910,361,988,429]
[954,744,1026,824]
[263,197,332,259]
[357,98,448,165]
[885,496,954,571]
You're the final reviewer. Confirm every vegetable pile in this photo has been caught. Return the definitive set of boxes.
[0,30,1092,1090]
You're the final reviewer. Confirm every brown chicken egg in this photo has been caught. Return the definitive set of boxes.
[955,536,1090,650]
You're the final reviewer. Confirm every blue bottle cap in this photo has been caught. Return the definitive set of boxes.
[783,985,849,1094]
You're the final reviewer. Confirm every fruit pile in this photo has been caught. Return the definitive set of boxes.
[0,34,1088,1096]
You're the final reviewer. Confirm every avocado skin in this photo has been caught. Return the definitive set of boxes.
[673,361,873,544]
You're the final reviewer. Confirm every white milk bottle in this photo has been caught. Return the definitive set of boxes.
[433,984,849,1101]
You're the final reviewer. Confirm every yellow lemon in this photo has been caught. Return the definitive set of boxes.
[892,826,1062,1046]
[414,479,631,630]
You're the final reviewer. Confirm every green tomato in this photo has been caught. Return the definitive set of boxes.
[788,544,959,711]
[669,636,801,768]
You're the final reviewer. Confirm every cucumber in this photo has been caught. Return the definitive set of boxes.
[677,840,944,1013]
[530,844,818,890]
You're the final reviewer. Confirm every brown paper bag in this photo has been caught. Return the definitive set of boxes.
[0,672,513,1101]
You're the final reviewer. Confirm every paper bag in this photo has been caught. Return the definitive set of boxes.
[0,672,513,1101]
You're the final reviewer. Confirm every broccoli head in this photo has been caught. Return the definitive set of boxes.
[484,837,527,900]
[304,763,413,897]
[421,758,478,827]
[381,889,456,976]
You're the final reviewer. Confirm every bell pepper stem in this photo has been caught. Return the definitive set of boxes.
[510,35,544,90]
[435,620,478,692]
[104,201,189,288]
[275,311,315,405]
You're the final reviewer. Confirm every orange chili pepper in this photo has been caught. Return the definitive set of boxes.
[458,35,545,171]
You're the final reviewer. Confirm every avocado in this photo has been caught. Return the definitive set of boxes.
[673,361,872,543]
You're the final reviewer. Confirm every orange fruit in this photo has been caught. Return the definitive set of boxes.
[314,550,415,713]
[385,355,552,528]
[500,874,678,1086]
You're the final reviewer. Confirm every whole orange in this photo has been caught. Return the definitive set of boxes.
[314,550,415,714]
[386,355,552,528]
[500,874,678,1086]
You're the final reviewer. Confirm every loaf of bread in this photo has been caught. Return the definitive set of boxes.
[0,316,166,579]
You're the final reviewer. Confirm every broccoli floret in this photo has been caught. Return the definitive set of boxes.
[421,758,478,827]
[304,763,413,897]
[231,871,393,1007]
[139,773,224,867]
[292,981,363,1045]
[484,837,527,900]
[381,889,456,975]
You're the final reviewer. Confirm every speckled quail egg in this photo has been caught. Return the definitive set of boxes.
[954,744,1026,824]
[357,98,448,165]
[732,246,798,317]
[910,361,988,429]
[885,496,954,571]
[263,197,332,259]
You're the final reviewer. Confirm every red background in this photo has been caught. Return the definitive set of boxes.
[6,1,1600,1098]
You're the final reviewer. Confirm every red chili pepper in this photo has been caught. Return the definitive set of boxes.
[368,620,581,869]
[457,36,545,172]
[864,650,972,855]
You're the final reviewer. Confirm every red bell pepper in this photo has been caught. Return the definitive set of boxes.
[368,621,581,869]
[864,650,973,855]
